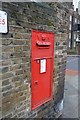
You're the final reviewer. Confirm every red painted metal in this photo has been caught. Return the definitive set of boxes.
[31,30,54,110]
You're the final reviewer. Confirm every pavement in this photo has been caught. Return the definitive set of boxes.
[61,56,79,118]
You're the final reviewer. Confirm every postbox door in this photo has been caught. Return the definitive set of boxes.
[31,30,54,110]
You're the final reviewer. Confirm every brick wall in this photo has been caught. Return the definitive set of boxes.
[1,2,71,118]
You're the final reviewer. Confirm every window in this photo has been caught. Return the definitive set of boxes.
[69,41,71,48]
[74,42,76,47]
[70,15,72,21]
[69,24,71,30]
[79,34,80,40]
[78,20,80,24]
[75,18,77,23]
[69,33,71,39]
[74,34,76,39]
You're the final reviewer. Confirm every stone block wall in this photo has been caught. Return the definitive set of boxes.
[0,2,72,118]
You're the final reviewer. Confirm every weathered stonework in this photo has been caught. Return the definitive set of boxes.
[0,2,72,118]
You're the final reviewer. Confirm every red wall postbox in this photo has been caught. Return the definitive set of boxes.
[31,30,54,110]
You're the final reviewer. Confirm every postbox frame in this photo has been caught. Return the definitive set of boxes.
[31,30,54,110]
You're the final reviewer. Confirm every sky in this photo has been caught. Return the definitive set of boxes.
[73,0,80,11]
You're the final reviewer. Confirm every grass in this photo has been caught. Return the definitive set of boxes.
[67,48,78,55]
